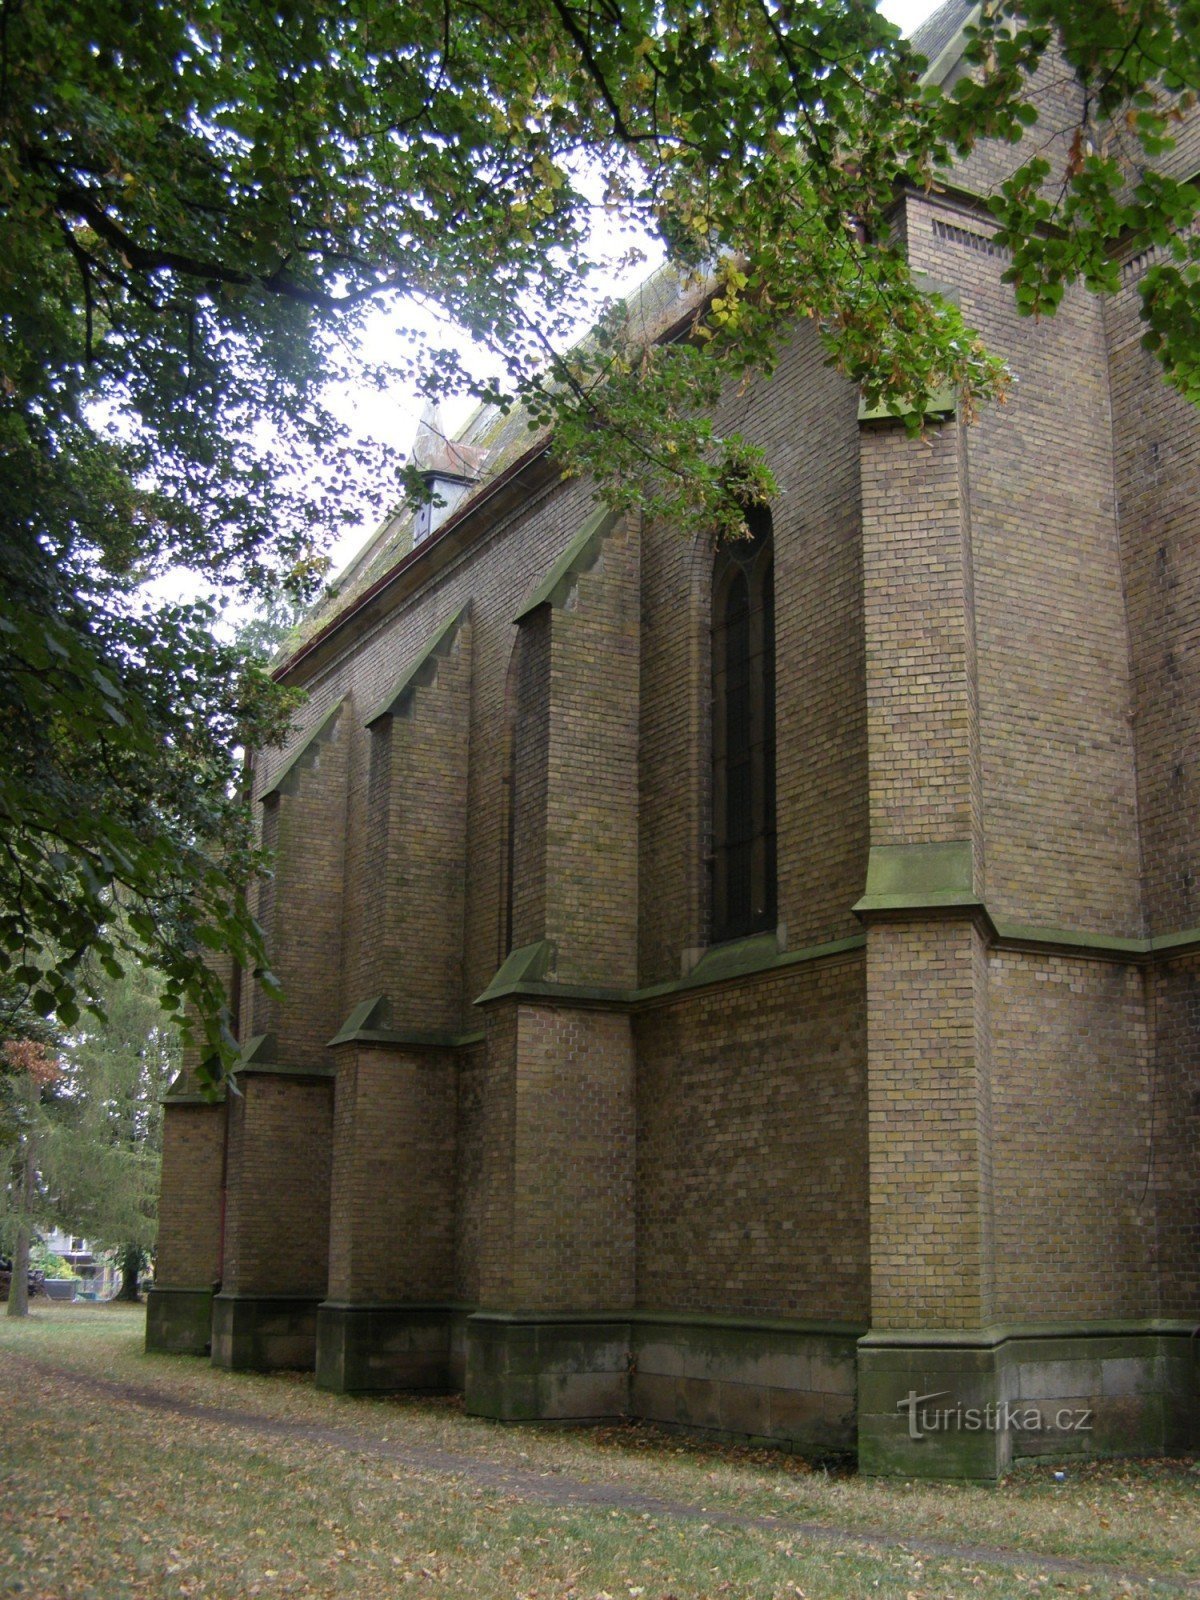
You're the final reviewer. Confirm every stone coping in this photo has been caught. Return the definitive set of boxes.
[328,994,485,1050]
[469,1309,866,1336]
[853,840,976,914]
[513,504,618,622]
[319,1300,474,1315]
[475,932,866,1011]
[213,1290,325,1303]
[857,386,958,423]
[259,696,345,802]
[363,604,469,727]
[314,1302,865,1337]
[992,922,1200,962]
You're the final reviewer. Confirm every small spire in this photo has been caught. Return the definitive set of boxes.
[412,399,485,481]
[409,399,487,544]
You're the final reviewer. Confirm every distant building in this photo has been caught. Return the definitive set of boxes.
[149,0,1200,1479]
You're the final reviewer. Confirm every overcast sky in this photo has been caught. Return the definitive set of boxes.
[324,0,944,573]
[880,0,942,32]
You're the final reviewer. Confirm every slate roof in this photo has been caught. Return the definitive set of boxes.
[910,0,977,71]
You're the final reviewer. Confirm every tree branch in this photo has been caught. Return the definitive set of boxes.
[56,184,408,311]
[545,0,644,145]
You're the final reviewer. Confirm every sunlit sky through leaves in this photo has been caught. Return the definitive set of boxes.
[319,0,943,576]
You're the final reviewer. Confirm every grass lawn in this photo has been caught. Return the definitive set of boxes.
[1,1305,1199,1599]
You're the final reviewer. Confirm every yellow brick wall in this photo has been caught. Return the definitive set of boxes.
[155,1104,225,1288]
[989,949,1153,1320]
[327,1045,456,1302]
[635,955,868,1319]
[866,919,994,1330]
[220,1075,332,1298]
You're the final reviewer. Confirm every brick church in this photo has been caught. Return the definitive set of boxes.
[148,0,1200,1478]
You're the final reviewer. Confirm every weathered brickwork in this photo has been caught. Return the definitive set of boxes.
[988,949,1153,1321]
[910,191,1143,935]
[544,520,641,988]
[508,611,552,954]
[253,711,350,1062]
[1105,266,1200,937]
[327,1045,455,1302]
[219,1074,332,1298]
[149,6,1200,1476]
[478,1001,635,1313]
[474,1001,519,1308]
[1147,953,1200,1316]
[155,1103,224,1288]
[355,616,473,1028]
[518,1005,635,1310]
[860,415,980,859]
[637,526,711,983]
[636,324,869,977]
[734,328,868,952]
[866,918,994,1330]
[635,955,868,1320]
[452,1039,489,1304]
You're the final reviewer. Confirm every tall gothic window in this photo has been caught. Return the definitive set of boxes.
[711,505,776,942]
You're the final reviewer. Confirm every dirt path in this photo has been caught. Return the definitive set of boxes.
[14,1354,1200,1596]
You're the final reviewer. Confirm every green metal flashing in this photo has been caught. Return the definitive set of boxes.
[229,1036,334,1080]
[682,931,780,983]
[470,879,1199,1019]
[995,922,1151,958]
[475,939,558,1004]
[911,271,962,307]
[858,385,958,424]
[853,841,979,914]
[994,921,1200,964]
[162,1069,225,1106]
[849,847,1199,958]
[1149,927,1200,958]
[320,1300,474,1315]
[770,935,867,972]
[237,1063,335,1080]
[259,697,345,802]
[475,931,866,1011]
[513,505,618,622]
[364,605,468,727]
[237,1033,275,1066]
[467,1307,865,1336]
[328,995,388,1045]
[638,932,865,1003]
[859,1317,1200,1351]
[329,995,484,1050]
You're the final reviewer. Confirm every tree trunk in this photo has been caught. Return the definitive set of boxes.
[116,1243,144,1301]
[6,1143,34,1319]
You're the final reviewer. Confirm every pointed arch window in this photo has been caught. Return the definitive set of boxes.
[712,505,776,942]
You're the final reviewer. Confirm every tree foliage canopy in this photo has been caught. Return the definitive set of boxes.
[2,0,1197,1082]
[40,952,178,1259]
